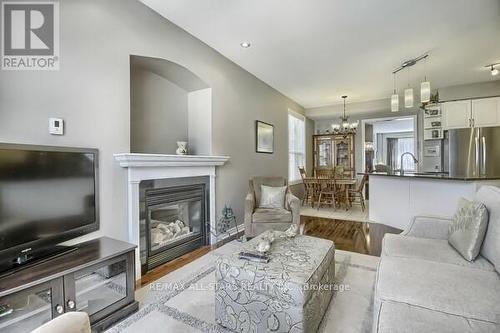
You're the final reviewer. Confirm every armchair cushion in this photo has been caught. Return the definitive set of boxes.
[251,177,287,206]
[259,185,286,209]
[252,208,292,223]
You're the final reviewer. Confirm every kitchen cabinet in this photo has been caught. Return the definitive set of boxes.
[442,97,500,129]
[442,100,471,129]
[472,97,500,127]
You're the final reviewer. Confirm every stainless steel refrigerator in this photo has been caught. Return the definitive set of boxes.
[448,127,500,177]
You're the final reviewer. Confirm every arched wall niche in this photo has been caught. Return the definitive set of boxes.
[130,55,212,155]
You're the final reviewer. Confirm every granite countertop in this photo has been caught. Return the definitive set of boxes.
[359,172,500,181]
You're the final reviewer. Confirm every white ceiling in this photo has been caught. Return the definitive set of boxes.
[140,0,500,109]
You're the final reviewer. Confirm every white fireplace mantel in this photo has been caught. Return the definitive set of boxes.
[114,153,230,168]
[114,153,230,279]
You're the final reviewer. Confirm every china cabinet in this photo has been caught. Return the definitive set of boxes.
[313,134,355,177]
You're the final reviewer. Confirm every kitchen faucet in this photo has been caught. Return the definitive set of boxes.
[400,152,419,176]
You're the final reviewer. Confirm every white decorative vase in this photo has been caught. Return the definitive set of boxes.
[176,141,188,155]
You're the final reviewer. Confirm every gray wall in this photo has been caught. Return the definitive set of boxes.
[0,0,305,242]
[130,68,188,154]
[439,80,500,101]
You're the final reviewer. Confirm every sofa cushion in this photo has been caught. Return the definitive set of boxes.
[382,234,495,271]
[252,208,292,223]
[475,186,500,272]
[375,256,500,324]
[376,301,499,333]
[448,197,489,261]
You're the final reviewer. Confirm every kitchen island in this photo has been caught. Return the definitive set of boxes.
[366,172,500,230]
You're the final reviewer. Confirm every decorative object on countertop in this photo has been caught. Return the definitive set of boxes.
[255,120,274,153]
[331,95,358,134]
[175,141,188,155]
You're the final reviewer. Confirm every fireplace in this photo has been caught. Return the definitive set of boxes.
[139,176,209,275]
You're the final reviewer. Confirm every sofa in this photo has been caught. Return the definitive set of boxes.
[373,185,500,333]
[244,177,300,238]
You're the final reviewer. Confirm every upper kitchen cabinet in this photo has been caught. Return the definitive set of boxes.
[442,100,471,129]
[472,97,500,127]
[442,97,500,129]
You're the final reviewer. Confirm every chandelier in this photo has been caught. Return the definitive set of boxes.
[331,95,358,134]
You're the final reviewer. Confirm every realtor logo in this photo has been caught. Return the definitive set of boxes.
[1,1,59,70]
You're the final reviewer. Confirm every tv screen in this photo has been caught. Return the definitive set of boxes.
[0,144,99,256]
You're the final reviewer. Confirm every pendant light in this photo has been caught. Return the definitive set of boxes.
[420,57,431,103]
[404,68,413,108]
[391,53,430,109]
[391,73,399,112]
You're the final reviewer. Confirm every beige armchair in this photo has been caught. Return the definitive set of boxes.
[244,177,301,238]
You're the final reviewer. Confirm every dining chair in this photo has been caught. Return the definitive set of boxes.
[348,173,369,211]
[299,167,316,207]
[316,177,337,210]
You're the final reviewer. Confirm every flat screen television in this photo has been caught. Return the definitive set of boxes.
[0,143,99,270]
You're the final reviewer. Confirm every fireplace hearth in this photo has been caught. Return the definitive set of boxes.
[139,177,209,275]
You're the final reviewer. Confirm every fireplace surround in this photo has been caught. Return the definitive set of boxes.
[140,177,209,274]
[114,153,230,280]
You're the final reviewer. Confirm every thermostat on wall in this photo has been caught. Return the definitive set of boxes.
[49,118,64,135]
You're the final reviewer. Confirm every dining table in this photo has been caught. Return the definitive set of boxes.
[306,176,357,210]
[334,178,357,210]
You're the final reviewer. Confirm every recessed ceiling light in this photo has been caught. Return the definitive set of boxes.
[240,42,251,48]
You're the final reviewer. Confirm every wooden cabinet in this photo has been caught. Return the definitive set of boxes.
[442,100,471,129]
[472,97,500,127]
[0,238,138,332]
[313,134,355,177]
[443,97,500,129]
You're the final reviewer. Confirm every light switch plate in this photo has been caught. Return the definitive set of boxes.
[49,118,64,135]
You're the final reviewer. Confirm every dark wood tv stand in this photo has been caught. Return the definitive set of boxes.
[0,237,138,332]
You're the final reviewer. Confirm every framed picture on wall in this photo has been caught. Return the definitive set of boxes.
[255,120,274,153]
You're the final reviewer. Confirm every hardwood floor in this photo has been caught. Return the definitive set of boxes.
[138,219,400,286]
[139,245,211,287]
[301,215,402,256]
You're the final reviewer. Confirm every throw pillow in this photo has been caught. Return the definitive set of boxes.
[448,197,489,261]
[259,185,286,209]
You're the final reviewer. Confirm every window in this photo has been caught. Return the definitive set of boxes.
[288,110,305,183]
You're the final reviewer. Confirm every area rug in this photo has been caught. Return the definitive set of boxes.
[106,241,379,333]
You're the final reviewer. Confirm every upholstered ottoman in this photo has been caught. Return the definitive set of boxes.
[215,231,335,333]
